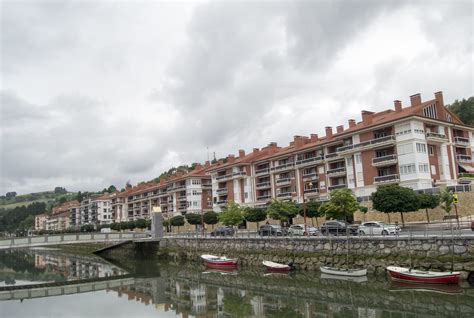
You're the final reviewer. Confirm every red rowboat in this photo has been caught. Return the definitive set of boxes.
[201,254,238,267]
[386,266,460,284]
[262,260,293,272]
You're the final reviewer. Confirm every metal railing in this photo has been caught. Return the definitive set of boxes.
[374,174,399,184]
[327,167,346,176]
[336,135,396,153]
[255,168,270,176]
[372,154,397,165]
[426,132,447,139]
[276,178,291,185]
[454,136,470,145]
[270,162,295,172]
[295,156,324,166]
[256,182,271,189]
[328,184,347,191]
[456,154,472,162]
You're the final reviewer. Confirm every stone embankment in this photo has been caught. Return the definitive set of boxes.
[159,237,474,280]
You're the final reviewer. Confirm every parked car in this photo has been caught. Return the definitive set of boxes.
[320,221,358,236]
[288,224,319,236]
[358,221,400,236]
[210,226,235,237]
[258,224,287,236]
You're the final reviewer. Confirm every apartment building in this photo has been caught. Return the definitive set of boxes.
[35,214,48,231]
[207,91,472,207]
[46,211,70,231]
[78,194,113,226]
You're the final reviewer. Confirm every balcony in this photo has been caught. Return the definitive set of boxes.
[202,183,212,189]
[276,192,292,199]
[232,171,247,179]
[327,167,346,177]
[178,205,187,211]
[372,154,398,167]
[169,185,186,192]
[276,178,291,186]
[216,174,232,182]
[216,188,228,195]
[336,135,396,154]
[302,172,318,181]
[456,154,472,163]
[303,188,319,195]
[454,136,470,147]
[178,196,187,202]
[328,184,347,191]
[255,168,270,176]
[295,156,324,167]
[325,153,340,161]
[216,200,228,206]
[256,182,271,189]
[374,174,400,184]
[426,132,447,143]
[256,194,271,201]
[270,162,295,173]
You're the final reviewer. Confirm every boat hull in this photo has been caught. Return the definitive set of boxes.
[320,266,367,277]
[262,260,292,272]
[386,266,460,284]
[201,255,238,268]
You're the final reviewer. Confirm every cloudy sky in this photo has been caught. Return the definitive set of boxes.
[1,0,472,195]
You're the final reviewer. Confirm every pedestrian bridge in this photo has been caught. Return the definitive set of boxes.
[0,232,148,250]
[0,275,137,301]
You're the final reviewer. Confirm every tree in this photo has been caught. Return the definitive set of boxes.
[219,201,244,230]
[266,199,298,224]
[170,215,185,233]
[324,188,359,222]
[298,201,322,226]
[107,185,117,193]
[372,184,419,226]
[76,191,84,203]
[54,187,67,194]
[439,187,454,215]
[447,97,474,126]
[203,211,219,230]
[135,218,147,229]
[5,192,17,199]
[243,207,267,228]
[185,213,202,230]
[58,196,67,204]
[359,206,369,222]
[418,193,440,223]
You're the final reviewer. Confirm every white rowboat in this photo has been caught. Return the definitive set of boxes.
[320,266,367,277]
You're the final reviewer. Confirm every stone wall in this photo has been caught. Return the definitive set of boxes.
[160,237,474,280]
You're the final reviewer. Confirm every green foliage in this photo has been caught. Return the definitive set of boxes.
[266,199,298,222]
[223,293,253,317]
[162,220,170,227]
[359,206,368,214]
[372,184,419,225]
[324,188,359,221]
[185,213,202,225]
[418,193,440,210]
[219,201,244,226]
[297,201,322,218]
[0,202,47,233]
[459,173,474,178]
[107,185,117,193]
[243,207,267,225]
[440,187,453,214]
[18,215,35,230]
[135,219,147,229]
[5,192,17,198]
[80,224,95,232]
[447,97,474,126]
[58,196,67,204]
[203,211,219,225]
[170,215,185,227]
[54,187,67,194]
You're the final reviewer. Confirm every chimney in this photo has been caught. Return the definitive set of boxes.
[310,134,318,142]
[227,154,235,163]
[336,125,344,134]
[434,91,444,107]
[238,149,245,158]
[410,93,421,107]
[361,111,374,125]
[293,136,306,148]
[253,148,260,154]
[268,142,278,154]
[325,126,333,139]
[218,159,224,165]
[194,163,202,170]
[348,119,356,128]
[394,100,402,112]
[205,160,210,167]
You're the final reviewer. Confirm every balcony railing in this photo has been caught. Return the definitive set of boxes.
[374,174,400,184]
[216,188,228,194]
[256,195,271,201]
[270,162,295,173]
[295,156,324,167]
[454,136,470,146]
[216,200,228,206]
[303,188,319,194]
[426,132,447,140]
[202,184,212,188]
[456,154,472,162]
[255,168,270,176]
[169,185,186,192]
[256,182,271,189]
[232,171,247,178]
[336,135,396,153]
[216,174,232,181]
[325,153,339,160]
[276,178,291,185]
[178,196,187,202]
[302,172,318,181]
[372,154,398,167]
[327,167,346,177]
[328,184,347,191]
[276,192,292,198]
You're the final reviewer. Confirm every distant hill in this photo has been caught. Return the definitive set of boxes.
[0,191,77,212]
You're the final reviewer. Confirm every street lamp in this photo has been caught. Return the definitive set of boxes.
[303,182,314,236]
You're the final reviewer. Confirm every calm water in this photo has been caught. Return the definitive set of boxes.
[1,249,473,318]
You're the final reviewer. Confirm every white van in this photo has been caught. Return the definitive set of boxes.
[100,227,112,233]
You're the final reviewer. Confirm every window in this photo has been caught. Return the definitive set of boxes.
[416,143,427,153]
[192,190,199,196]
[397,143,413,155]
[429,146,435,156]
[355,154,361,164]
[244,192,248,199]
[375,150,388,158]
[347,157,353,166]
[423,104,437,119]
[418,163,429,174]
[446,113,452,122]
[318,166,325,174]
[396,123,412,136]
[400,164,416,175]
[192,179,201,185]
[374,130,388,139]
[431,165,437,175]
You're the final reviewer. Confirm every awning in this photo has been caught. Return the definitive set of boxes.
[458,164,474,173]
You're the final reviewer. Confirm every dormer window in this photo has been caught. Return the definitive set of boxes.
[423,104,437,119]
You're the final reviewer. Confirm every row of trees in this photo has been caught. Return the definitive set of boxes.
[164,185,456,232]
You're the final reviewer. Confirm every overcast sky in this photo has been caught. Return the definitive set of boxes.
[1,0,472,195]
